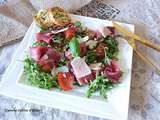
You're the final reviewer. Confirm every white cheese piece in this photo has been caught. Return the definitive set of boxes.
[52,27,68,34]
[51,67,58,76]
[86,40,97,49]
[89,63,102,70]
[71,57,91,79]
[82,56,86,61]
[79,36,89,43]
[57,66,69,72]
[51,66,69,77]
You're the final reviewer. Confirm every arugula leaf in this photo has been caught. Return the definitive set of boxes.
[24,58,59,89]
[86,50,97,64]
[69,37,80,57]
[40,27,46,32]
[75,28,88,38]
[53,34,63,43]
[32,42,48,46]
[57,58,68,67]
[86,75,115,99]
[103,48,110,64]
[74,21,87,38]
[104,36,119,59]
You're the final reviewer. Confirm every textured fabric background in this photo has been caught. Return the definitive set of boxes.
[0,0,91,46]
[0,0,160,120]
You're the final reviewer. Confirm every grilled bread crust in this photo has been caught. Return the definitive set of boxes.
[34,7,71,29]
[48,7,71,27]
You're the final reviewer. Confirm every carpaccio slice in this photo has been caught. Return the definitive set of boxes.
[30,46,60,71]
[80,42,88,57]
[35,32,52,44]
[30,46,48,61]
[44,48,60,62]
[98,25,116,37]
[104,60,121,83]
[78,74,94,85]
[65,49,73,60]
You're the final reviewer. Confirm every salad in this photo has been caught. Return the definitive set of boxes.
[24,7,122,99]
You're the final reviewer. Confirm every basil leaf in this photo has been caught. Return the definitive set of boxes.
[74,21,81,27]
[69,37,80,57]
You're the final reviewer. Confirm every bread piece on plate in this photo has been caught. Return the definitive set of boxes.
[34,9,53,29]
[48,7,71,27]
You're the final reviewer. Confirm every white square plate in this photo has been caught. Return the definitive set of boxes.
[0,15,134,120]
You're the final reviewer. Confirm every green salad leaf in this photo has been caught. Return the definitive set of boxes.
[57,58,68,67]
[103,48,110,64]
[69,37,80,57]
[85,50,97,64]
[32,42,48,46]
[53,34,63,43]
[75,28,87,38]
[86,75,115,99]
[74,21,82,28]
[40,27,46,32]
[74,21,87,38]
[24,58,59,89]
[104,36,119,59]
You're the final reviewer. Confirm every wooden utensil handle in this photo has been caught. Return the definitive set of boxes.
[133,35,160,52]
[113,22,160,52]
[129,39,160,74]
[135,49,160,72]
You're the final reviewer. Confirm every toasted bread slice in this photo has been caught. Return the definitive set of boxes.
[48,7,71,27]
[34,7,71,29]
[34,9,53,29]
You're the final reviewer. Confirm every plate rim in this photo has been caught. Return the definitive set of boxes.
[0,14,134,120]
